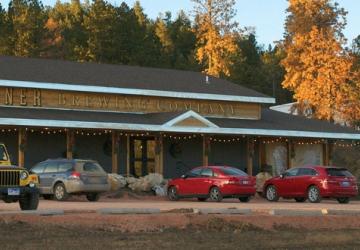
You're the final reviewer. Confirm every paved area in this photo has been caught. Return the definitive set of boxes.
[1,197,359,213]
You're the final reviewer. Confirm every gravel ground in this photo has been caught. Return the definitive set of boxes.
[0,213,359,250]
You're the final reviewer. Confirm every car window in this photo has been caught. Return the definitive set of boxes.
[326,168,353,177]
[285,168,298,177]
[31,162,47,174]
[77,162,105,173]
[200,168,213,177]
[187,168,202,178]
[220,167,247,176]
[58,162,73,172]
[43,162,58,173]
[298,168,318,176]
[0,145,8,161]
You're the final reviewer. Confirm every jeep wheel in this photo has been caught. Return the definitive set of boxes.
[19,192,39,210]
[54,183,69,201]
[86,193,100,202]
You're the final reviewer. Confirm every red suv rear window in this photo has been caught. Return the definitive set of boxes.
[326,168,353,177]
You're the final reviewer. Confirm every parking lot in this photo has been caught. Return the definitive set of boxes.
[1,196,359,213]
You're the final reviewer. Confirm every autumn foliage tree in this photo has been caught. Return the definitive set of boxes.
[282,0,360,125]
[192,0,238,77]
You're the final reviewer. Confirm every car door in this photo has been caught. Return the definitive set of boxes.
[276,168,299,197]
[178,168,202,196]
[295,168,318,196]
[41,161,59,193]
[198,168,214,195]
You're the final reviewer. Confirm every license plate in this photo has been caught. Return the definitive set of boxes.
[7,188,20,196]
[242,180,249,185]
[341,181,350,187]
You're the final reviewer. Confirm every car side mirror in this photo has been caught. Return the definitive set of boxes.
[280,174,285,179]
[181,174,187,179]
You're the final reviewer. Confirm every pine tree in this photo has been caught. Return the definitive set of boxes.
[7,0,47,57]
[192,0,238,77]
[281,0,359,123]
[83,0,118,63]
[0,3,12,55]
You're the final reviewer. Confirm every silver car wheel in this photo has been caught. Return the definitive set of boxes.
[55,185,64,200]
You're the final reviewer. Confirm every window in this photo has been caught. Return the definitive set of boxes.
[201,168,213,177]
[298,168,317,176]
[326,168,353,177]
[285,168,299,177]
[0,145,8,161]
[43,162,58,173]
[220,167,247,176]
[79,162,105,173]
[187,168,202,178]
[31,162,47,174]
[58,162,73,172]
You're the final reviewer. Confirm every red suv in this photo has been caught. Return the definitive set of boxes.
[167,166,256,202]
[264,166,358,203]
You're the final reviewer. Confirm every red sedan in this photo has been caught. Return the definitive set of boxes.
[264,166,358,203]
[167,166,256,202]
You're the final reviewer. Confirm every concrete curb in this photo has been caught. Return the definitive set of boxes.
[194,208,252,215]
[325,209,360,216]
[97,208,161,214]
[0,209,64,216]
[269,209,324,216]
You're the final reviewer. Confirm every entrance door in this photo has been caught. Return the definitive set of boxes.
[130,138,156,177]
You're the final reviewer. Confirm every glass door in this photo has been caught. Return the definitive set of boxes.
[130,138,155,177]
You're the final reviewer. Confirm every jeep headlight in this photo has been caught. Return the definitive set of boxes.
[20,171,29,180]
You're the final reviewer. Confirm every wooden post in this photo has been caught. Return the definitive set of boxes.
[155,135,164,174]
[246,137,254,176]
[66,129,74,160]
[126,134,130,175]
[323,141,330,166]
[18,128,26,167]
[202,135,210,166]
[286,139,292,169]
[111,131,119,174]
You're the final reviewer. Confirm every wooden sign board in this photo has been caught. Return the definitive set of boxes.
[0,87,261,119]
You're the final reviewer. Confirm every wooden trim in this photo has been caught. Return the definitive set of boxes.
[18,128,26,167]
[111,131,119,173]
[126,135,130,175]
[66,129,74,160]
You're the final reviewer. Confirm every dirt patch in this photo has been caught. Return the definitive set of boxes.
[0,215,359,250]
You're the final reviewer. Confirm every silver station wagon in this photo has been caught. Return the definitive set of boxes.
[30,159,110,201]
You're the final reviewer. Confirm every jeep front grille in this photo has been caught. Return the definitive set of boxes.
[0,170,20,186]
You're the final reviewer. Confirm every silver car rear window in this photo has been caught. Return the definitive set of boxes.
[75,161,106,173]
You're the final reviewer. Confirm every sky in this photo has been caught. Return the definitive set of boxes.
[1,0,359,46]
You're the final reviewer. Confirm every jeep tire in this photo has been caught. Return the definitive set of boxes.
[19,192,39,210]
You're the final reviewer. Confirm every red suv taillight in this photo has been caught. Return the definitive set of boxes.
[69,171,81,180]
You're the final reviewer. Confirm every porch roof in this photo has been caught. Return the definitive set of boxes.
[0,107,359,140]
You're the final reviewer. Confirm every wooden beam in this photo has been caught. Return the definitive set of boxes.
[246,137,254,176]
[18,128,26,167]
[323,140,330,166]
[111,131,119,174]
[66,129,74,160]
[155,135,164,175]
[202,135,210,166]
[126,135,130,175]
[286,139,292,169]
